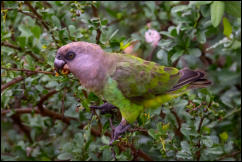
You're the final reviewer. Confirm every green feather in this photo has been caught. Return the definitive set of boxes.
[102,77,143,123]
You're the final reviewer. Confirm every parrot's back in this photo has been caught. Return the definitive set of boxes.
[108,53,180,98]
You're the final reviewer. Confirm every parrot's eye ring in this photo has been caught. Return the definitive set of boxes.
[65,52,75,60]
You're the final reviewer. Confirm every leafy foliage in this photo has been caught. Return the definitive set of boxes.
[1,1,241,161]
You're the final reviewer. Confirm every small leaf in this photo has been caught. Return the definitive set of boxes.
[30,26,41,39]
[210,1,225,27]
[109,29,119,41]
[201,136,214,147]
[171,5,189,14]
[219,131,228,141]
[101,135,110,145]
[204,146,223,155]
[197,30,206,44]
[171,50,184,63]
[225,1,241,18]
[223,17,232,38]
[224,141,234,153]
[148,129,157,139]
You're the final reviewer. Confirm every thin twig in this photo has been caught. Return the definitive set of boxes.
[1,42,21,50]
[146,46,157,61]
[196,116,205,161]
[37,89,58,111]
[1,67,55,75]
[197,116,205,133]
[61,88,67,119]
[91,5,101,44]
[218,151,241,160]
[170,108,183,138]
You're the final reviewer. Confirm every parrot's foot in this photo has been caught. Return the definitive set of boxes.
[109,119,131,145]
[90,102,117,114]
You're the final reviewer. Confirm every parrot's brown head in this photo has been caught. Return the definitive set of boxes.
[54,41,104,76]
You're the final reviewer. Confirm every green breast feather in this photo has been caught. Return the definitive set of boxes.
[102,77,143,123]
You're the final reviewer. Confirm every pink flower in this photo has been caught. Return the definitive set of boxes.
[145,29,161,47]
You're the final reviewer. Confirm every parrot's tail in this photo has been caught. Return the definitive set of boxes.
[169,68,212,92]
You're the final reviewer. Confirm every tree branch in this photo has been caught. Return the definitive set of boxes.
[24,2,59,48]
[1,73,35,93]
[1,42,44,63]
[1,42,22,50]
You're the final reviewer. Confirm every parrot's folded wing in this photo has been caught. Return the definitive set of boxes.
[168,68,211,92]
[110,54,180,99]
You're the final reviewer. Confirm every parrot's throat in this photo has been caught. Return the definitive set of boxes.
[70,55,107,94]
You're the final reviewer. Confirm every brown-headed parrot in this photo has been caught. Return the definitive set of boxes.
[54,41,211,143]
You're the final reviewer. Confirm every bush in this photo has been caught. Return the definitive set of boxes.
[1,1,241,161]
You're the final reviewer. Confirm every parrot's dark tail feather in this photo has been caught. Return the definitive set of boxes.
[169,68,211,92]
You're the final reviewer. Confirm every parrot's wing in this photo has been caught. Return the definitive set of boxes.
[110,54,180,99]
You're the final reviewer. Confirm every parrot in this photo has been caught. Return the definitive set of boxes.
[54,41,211,143]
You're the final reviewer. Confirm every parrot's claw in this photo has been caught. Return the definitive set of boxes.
[109,120,131,145]
[90,102,117,114]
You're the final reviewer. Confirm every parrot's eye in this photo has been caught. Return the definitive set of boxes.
[65,52,75,60]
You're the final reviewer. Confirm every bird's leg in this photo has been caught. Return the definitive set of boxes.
[110,118,131,145]
[90,102,117,114]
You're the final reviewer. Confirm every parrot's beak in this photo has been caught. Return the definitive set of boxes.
[54,58,66,74]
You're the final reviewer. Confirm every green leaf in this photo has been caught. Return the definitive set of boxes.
[188,48,201,57]
[68,25,76,36]
[52,15,61,28]
[57,152,72,160]
[210,1,225,27]
[201,136,214,147]
[225,1,241,18]
[189,1,212,7]
[197,30,206,44]
[171,50,184,62]
[148,129,157,139]
[101,135,110,145]
[224,141,234,153]
[204,146,223,155]
[18,24,32,37]
[223,17,232,37]
[30,26,41,39]
[156,49,168,65]
[109,29,119,41]
[176,141,192,160]
[17,36,26,49]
